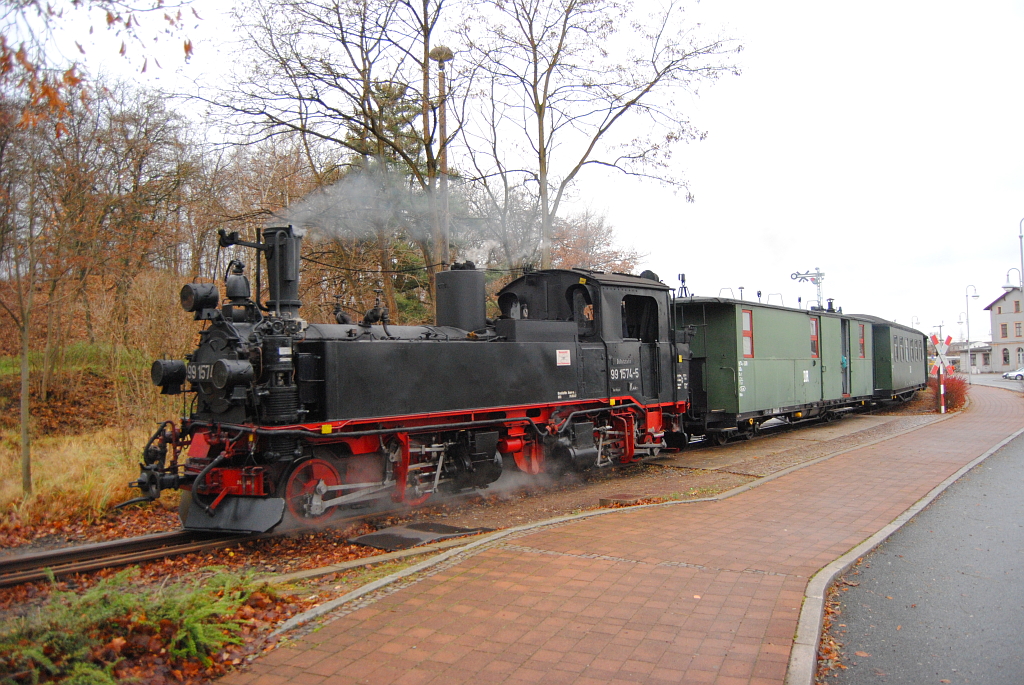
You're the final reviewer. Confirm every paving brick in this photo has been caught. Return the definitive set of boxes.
[227,387,1022,685]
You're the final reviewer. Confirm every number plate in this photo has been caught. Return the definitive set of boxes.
[186,363,215,382]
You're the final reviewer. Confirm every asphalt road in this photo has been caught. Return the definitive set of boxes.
[965,373,1024,392]
[832,430,1024,684]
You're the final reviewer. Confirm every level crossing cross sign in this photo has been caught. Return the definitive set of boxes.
[931,334,955,375]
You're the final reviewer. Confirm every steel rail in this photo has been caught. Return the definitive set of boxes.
[0,500,432,589]
[0,531,255,588]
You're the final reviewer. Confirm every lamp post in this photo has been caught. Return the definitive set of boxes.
[1004,268,1022,291]
[965,285,978,383]
[1019,217,1023,289]
[429,45,454,268]
[911,316,920,330]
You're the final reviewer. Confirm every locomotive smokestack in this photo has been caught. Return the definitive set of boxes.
[263,225,304,318]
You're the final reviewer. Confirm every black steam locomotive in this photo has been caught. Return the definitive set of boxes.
[135,225,690,532]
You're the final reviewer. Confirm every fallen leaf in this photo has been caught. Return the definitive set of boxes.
[855,651,871,658]
[896,625,901,630]
[885,596,893,600]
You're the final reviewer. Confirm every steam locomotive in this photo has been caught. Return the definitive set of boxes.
[132,225,926,533]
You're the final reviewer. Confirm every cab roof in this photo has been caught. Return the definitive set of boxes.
[499,268,670,292]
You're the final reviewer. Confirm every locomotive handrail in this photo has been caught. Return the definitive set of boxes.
[187,416,549,440]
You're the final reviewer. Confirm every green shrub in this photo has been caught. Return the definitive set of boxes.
[0,569,261,684]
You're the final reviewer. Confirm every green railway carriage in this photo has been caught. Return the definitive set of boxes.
[676,297,905,441]
[850,315,929,399]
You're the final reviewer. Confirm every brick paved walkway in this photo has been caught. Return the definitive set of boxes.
[224,386,1024,685]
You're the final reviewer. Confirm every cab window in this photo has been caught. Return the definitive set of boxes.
[621,295,659,343]
[569,286,596,337]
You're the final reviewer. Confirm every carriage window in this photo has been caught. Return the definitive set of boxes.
[742,309,754,358]
[858,324,865,358]
[621,295,659,343]
[570,287,596,337]
[810,318,819,358]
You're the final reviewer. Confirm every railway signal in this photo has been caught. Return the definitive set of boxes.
[791,268,825,309]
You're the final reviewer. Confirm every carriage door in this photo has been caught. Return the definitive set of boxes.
[841,319,851,396]
[622,295,661,401]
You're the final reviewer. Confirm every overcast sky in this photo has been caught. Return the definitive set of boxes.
[580,1,1024,343]
[76,0,1024,342]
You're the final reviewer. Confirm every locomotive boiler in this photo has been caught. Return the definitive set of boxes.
[133,225,691,532]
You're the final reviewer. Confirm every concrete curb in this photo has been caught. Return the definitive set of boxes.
[785,410,1024,684]
[272,409,954,640]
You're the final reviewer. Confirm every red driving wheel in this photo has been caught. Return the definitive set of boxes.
[283,458,341,524]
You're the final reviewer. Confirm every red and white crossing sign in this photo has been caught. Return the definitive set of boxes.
[931,334,955,375]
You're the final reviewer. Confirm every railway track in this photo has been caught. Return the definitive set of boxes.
[0,530,256,588]
[0,502,425,589]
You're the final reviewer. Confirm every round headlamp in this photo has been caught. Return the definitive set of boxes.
[151,359,186,387]
[180,283,220,313]
[212,359,254,390]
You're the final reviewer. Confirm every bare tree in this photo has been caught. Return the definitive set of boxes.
[215,0,458,301]
[0,98,53,495]
[461,0,740,268]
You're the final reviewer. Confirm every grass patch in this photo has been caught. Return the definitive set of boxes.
[0,569,280,684]
[0,426,153,520]
[0,343,153,380]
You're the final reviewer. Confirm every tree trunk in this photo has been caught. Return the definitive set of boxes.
[537,103,551,269]
[40,278,59,402]
[19,290,33,497]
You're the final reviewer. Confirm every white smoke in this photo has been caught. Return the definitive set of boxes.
[273,166,434,243]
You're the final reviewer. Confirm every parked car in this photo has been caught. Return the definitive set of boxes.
[1002,367,1024,380]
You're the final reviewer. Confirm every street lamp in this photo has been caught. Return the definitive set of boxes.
[1003,268,1022,291]
[429,45,454,269]
[911,316,920,329]
[965,285,978,383]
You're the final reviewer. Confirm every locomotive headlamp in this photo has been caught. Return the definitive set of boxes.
[180,283,220,313]
[212,359,254,390]
[151,359,186,386]
[151,360,186,394]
